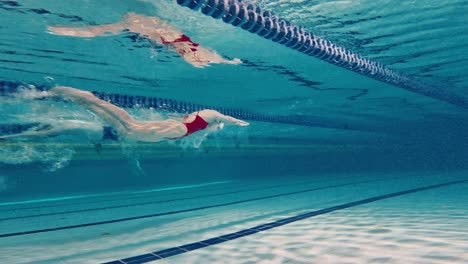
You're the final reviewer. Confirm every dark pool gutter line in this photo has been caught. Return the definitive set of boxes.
[102,179,468,264]
[175,0,468,109]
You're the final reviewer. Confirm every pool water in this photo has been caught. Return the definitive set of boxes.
[1,0,467,263]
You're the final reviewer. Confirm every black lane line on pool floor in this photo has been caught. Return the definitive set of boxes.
[0,179,379,238]
[0,181,238,212]
[0,177,356,220]
[102,179,468,264]
[0,175,363,212]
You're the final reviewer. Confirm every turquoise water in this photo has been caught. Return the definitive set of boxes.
[1,0,468,263]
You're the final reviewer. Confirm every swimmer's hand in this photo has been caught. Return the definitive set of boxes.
[225,118,249,126]
[182,48,242,68]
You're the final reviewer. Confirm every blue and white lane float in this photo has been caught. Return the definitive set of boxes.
[176,0,468,109]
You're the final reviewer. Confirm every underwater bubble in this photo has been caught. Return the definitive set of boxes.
[44,76,55,84]
[0,142,75,171]
[149,48,158,59]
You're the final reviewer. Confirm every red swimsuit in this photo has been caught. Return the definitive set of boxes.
[183,115,208,137]
[160,34,205,61]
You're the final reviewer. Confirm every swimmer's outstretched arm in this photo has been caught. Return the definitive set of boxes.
[197,110,249,126]
[48,12,241,68]
[0,124,56,141]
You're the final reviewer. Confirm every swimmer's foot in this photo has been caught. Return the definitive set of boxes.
[12,85,49,100]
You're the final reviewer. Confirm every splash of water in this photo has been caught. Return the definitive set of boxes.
[0,142,75,171]
[12,85,49,100]
[175,131,209,149]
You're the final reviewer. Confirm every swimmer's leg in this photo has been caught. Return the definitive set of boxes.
[0,120,107,142]
[0,124,57,141]
[48,23,126,37]
[47,16,131,37]
[47,13,159,38]
[48,86,136,134]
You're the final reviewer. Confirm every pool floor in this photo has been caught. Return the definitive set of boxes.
[1,170,467,263]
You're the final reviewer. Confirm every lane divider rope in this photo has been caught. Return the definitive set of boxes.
[0,80,375,132]
[175,0,468,109]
